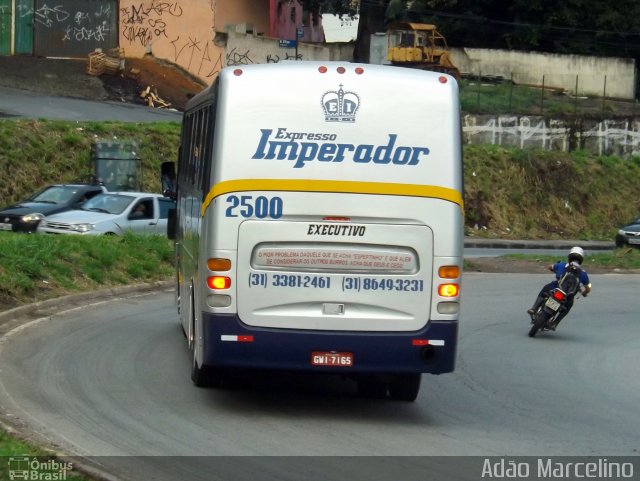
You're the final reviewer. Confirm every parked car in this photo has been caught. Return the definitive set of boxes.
[615,218,640,247]
[0,184,107,233]
[37,192,174,236]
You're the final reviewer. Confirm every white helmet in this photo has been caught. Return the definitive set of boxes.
[568,246,584,264]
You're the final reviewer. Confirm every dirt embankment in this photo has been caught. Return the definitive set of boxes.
[464,257,627,274]
[0,55,206,111]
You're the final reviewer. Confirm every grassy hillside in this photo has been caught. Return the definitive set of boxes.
[0,119,180,200]
[0,233,173,309]
[1,119,639,240]
[464,145,640,239]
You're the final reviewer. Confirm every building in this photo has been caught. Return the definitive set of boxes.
[0,0,327,84]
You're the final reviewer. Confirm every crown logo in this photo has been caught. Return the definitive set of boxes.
[321,84,360,123]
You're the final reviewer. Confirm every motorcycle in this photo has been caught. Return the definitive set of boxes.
[528,288,582,337]
[528,265,585,338]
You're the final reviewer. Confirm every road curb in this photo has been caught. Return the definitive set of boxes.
[464,238,615,250]
[0,280,173,328]
[0,281,174,481]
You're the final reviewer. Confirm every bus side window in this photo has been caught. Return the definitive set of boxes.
[158,198,174,219]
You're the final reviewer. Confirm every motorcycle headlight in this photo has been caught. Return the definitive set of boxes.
[21,213,45,223]
[73,223,94,232]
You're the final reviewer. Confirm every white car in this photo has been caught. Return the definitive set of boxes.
[37,192,174,236]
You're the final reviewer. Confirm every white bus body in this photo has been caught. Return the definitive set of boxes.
[172,62,463,401]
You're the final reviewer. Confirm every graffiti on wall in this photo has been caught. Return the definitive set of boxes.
[34,3,112,43]
[120,2,182,47]
[226,47,253,66]
[17,3,34,19]
[0,6,8,35]
[463,115,640,158]
[120,1,226,79]
[118,0,308,83]
[35,4,69,27]
[224,49,304,66]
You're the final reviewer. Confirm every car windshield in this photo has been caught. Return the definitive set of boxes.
[82,194,135,215]
[30,185,78,204]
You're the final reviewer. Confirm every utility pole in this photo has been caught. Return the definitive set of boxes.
[296,27,304,59]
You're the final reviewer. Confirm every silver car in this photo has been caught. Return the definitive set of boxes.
[37,192,173,236]
[615,218,640,248]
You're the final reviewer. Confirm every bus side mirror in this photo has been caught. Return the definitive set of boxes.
[161,161,177,199]
[167,207,177,240]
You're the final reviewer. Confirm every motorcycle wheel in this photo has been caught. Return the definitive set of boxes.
[529,310,550,338]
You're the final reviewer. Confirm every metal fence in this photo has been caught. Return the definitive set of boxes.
[460,73,639,119]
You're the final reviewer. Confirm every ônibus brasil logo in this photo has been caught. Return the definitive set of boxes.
[7,457,73,480]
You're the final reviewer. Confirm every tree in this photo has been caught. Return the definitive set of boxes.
[297,0,640,63]
[352,0,391,62]
[407,0,640,58]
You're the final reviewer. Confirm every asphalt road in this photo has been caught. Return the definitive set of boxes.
[0,274,638,481]
[0,86,181,122]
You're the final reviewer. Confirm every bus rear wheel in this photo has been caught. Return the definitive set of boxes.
[356,375,388,399]
[191,340,223,388]
[388,374,421,402]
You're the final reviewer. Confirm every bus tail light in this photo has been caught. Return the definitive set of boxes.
[438,265,460,279]
[208,276,231,289]
[208,258,231,271]
[438,283,459,297]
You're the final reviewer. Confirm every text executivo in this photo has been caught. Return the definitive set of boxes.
[307,224,366,236]
[252,128,430,169]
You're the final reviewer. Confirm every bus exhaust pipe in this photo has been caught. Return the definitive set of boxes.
[422,345,436,361]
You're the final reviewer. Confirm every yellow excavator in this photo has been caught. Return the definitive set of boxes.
[386,22,461,79]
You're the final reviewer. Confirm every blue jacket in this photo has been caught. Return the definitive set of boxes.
[551,261,590,289]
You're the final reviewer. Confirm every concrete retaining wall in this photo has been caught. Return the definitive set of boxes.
[451,48,636,100]
[369,34,636,100]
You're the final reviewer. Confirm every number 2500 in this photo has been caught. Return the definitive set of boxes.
[225,195,283,219]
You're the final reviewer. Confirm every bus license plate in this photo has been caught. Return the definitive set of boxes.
[311,351,353,367]
[545,297,561,311]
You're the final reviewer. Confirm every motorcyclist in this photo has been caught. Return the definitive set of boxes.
[527,246,592,328]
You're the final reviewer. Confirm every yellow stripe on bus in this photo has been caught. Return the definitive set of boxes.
[201,179,464,217]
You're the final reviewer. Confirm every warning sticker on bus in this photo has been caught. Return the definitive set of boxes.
[252,244,417,273]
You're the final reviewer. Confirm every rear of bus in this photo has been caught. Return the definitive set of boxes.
[198,62,463,398]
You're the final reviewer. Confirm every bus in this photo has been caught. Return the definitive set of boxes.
[162,61,463,401]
